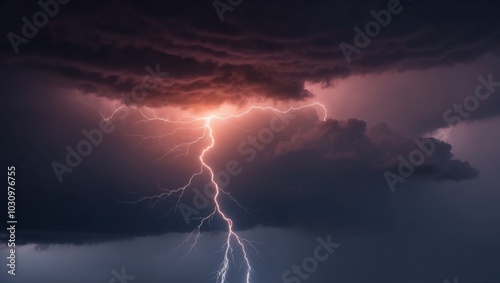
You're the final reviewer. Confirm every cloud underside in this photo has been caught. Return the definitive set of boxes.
[2,0,500,109]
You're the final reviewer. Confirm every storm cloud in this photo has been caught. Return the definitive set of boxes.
[1,0,500,110]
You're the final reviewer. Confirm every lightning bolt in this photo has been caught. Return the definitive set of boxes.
[106,101,328,283]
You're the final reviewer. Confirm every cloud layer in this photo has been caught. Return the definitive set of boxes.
[2,0,500,109]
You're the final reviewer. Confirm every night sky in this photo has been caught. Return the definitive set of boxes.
[1,0,500,282]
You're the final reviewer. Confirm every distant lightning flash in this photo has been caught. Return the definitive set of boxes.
[106,101,328,283]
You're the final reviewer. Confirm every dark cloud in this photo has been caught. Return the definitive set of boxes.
[0,0,490,245]
[0,93,478,244]
[207,110,479,230]
[2,1,500,282]
[273,118,478,183]
[1,0,500,109]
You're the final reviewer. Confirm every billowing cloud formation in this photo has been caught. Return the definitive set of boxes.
[0,101,478,244]
[273,118,478,181]
[213,110,478,229]
[1,0,500,109]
